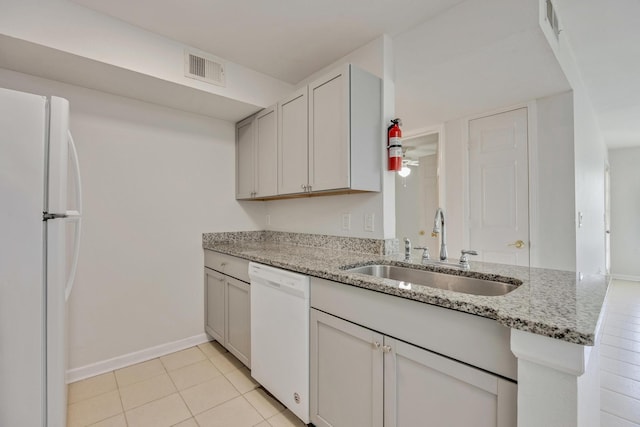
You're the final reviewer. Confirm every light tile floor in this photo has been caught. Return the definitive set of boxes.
[601,280,640,426]
[68,279,640,426]
[67,341,305,427]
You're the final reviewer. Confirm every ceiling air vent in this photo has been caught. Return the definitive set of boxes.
[546,0,561,40]
[184,49,226,87]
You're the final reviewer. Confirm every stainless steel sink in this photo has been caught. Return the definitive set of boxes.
[345,264,519,296]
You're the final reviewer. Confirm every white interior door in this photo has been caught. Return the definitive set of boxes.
[469,108,529,267]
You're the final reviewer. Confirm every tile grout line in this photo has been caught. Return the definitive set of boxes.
[163,357,197,426]
[602,408,640,426]
[601,354,640,366]
[601,382,640,402]
[600,280,640,427]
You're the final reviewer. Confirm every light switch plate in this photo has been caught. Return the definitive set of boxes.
[342,213,351,231]
[364,213,375,232]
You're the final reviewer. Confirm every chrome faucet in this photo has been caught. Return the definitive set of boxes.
[404,237,411,261]
[432,208,447,261]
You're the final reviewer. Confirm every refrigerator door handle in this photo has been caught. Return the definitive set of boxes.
[65,130,82,301]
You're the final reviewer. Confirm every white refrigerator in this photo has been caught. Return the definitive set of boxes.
[0,87,82,427]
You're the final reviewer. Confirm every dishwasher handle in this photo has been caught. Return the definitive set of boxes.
[249,262,310,299]
[253,277,307,299]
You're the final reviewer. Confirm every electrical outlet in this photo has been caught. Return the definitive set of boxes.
[342,213,351,231]
[364,213,375,232]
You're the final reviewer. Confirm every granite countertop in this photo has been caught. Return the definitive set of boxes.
[203,232,610,346]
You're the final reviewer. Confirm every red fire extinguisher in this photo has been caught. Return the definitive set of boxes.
[388,118,402,171]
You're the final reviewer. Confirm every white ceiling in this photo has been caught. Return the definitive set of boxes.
[71,0,466,84]
[69,0,640,149]
[555,0,640,149]
[393,0,570,132]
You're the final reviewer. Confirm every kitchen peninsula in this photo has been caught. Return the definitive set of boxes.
[203,231,610,427]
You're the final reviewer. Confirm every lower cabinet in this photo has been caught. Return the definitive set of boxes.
[310,308,384,427]
[204,267,251,367]
[310,309,517,427]
[224,277,250,366]
[205,268,226,343]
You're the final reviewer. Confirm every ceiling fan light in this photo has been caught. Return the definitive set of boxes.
[398,166,411,177]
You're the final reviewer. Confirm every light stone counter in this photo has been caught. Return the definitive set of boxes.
[203,231,610,346]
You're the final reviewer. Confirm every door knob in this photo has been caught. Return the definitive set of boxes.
[508,240,525,249]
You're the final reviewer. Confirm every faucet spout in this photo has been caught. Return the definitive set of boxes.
[432,208,448,261]
[404,237,411,261]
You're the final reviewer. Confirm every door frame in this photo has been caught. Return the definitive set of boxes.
[460,101,539,267]
[604,162,611,275]
[401,123,446,211]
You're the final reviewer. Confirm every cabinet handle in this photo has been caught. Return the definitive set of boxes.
[307,185,312,192]
[218,277,225,282]
[382,345,392,353]
[301,184,307,191]
[372,341,381,350]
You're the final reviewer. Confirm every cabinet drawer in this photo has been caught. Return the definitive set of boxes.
[204,250,250,283]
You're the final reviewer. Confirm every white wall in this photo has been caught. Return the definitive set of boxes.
[266,193,384,238]
[0,68,265,371]
[442,92,577,271]
[265,35,396,239]
[572,90,607,275]
[541,0,608,275]
[0,0,292,109]
[532,91,576,271]
[608,147,640,279]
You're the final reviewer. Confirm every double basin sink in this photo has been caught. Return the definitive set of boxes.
[344,264,520,297]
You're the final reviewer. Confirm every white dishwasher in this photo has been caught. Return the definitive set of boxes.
[249,262,310,424]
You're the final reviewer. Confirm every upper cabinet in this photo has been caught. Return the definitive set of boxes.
[255,106,278,197]
[278,87,309,195]
[235,105,278,199]
[236,114,256,199]
[308,64,381,193]
[237,64,382,200]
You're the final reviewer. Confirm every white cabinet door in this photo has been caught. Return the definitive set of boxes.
[225,277,251,367]
[255,105,278,198]
[384,337,517,427]
[236,115,256,199]
[204,268,225,343]
[308,65,350,192]
[278,87,308,195]
[310,309,383,427]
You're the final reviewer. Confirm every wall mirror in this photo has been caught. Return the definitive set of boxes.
[395,130,441,257]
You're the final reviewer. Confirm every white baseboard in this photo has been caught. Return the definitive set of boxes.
[66,333,211,383]
[611,274,640,282]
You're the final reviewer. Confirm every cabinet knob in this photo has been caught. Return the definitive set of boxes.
[382,345,392,353]
[372,341,381,350]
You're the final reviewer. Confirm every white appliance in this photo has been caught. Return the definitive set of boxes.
[249,262,310,424]
[0,88,82,427]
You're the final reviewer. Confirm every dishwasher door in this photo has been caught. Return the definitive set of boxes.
[249,262,310,424]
